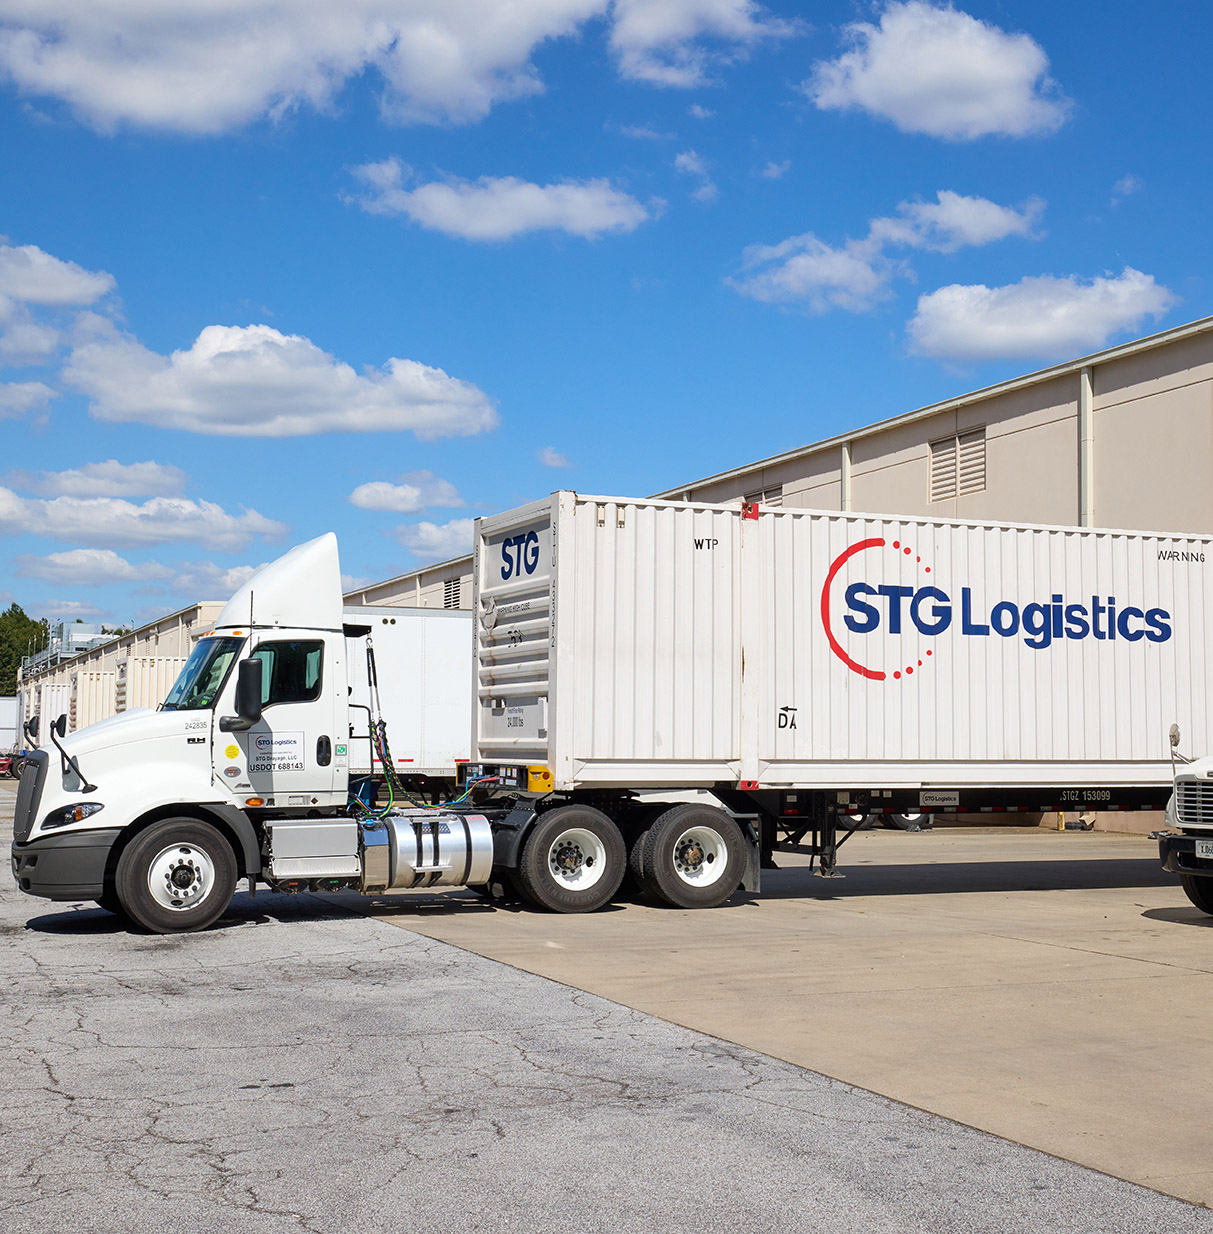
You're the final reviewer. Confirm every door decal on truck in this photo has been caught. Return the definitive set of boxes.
[821,537,1174,683]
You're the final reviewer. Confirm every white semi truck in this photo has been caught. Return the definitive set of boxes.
[1159,741,1213,913]
[11,494,1211,933]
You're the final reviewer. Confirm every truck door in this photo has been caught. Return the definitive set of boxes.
[215,636,345,807]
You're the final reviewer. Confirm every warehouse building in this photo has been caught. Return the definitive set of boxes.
[19,313,1213,828]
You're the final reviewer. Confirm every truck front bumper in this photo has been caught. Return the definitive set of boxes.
[11,828,122,901]
[1159,833,1213,877]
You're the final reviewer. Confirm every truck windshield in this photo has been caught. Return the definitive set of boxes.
[161,637,244,711]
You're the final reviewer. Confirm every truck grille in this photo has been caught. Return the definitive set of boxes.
[12,751,49,843]
[1176,780,1213,828]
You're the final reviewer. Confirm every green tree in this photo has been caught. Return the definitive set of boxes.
[0,604,49,695]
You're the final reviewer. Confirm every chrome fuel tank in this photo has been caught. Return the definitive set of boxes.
[360,811,493,892]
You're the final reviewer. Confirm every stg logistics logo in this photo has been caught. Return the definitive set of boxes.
[820,536,1173,682]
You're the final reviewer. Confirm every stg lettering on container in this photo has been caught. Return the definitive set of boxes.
[841,583,1172,649]
[500,531,540,581]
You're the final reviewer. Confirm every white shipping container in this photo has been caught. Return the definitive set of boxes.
[116,657,189,713]
[344,605,472,780]
[36,682,72,740]
[474,493,1213,793]
[0,696,16,750]
[70,670,116,731]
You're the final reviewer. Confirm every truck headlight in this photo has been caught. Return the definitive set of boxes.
[41,802,105,830]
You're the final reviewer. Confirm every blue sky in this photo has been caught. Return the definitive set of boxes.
[0,0,1207,627]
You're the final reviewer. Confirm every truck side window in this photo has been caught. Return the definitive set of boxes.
[249,640,324,707]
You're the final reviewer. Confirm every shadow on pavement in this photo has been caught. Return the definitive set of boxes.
[1141,906,1213,928]
[757,857,1174,900]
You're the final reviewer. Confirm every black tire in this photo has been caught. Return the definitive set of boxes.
[843,813,875,831]
[1181,873,1213,915]
[516,805,626,913]
[115,818,237,933]
[640,803,745,909]
[9,756,24,780]
[94,886,126,916]
[884,812,925,831]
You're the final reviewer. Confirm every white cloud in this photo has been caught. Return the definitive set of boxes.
[614,123,672,140]
[0,309,60,365]
[14,548,173,585]
[8,459,187,497]
[674,149,717,202]
[538,446,570,468]
[1111,174,1143,205]
[759,159,789,180]
[0,380,55,417]
[611,0,795,87]
[348,470,464,513]
[395,517,476,561]
[0,486,285,550]
[730,190,1041,312]
[349,159,651,240]
[33,598,107,621]
[0,2,788,133]
[63,318,497,438]
[908,267,1176,361]
[170,560,264,597]
[871,190,1043,253]
[806,1,1070,140]
[0,1,602,132]
[0,243,114,305]
[0,242,114,365]
[341,573,376,594]
[731,233,895,312]
[688,103,715,118]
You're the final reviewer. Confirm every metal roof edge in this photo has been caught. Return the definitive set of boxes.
[650,313,1213,500]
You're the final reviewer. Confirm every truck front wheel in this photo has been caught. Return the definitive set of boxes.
[516,805,626,913]
[116,818,237,933]
[1181,873,1213,915]
[640,804,745,909]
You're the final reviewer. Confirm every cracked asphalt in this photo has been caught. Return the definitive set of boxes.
[3,798,1211,1232]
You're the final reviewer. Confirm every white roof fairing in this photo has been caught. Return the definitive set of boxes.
[216,533,343,632]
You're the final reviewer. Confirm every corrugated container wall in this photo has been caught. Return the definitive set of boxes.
[474,493,1213,792]
[70,671,116,731]
[116,658,187,712]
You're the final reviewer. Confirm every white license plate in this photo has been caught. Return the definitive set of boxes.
[1196,840,1213,860]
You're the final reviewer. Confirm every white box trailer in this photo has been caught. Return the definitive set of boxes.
[470,493,1212,875]
[343,605,472,784]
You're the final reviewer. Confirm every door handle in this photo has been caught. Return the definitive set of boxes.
[317,735,332,766]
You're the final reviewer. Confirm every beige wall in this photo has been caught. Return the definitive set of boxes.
[344,557,473,609]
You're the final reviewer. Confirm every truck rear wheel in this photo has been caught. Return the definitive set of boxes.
[640,804,745,909]
[516,805,625,913]
[1181,873,1213,915]
[116,818,237,933]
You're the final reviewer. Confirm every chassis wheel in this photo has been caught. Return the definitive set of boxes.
[640,804,745,909]
[116,818,237,933]
[1181,873,1213,915]
[516,805,625,913]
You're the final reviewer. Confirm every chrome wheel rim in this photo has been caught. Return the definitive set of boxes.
[547,828,606,891]
[671,826,727,887]
[147,842,216,911]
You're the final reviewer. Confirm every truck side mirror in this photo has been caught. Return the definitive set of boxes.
[53,714,67,739]
[26,715,39,740]
[220,658,264,733]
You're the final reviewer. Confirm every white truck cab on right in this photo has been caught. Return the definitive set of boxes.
[1161,752,1213,912]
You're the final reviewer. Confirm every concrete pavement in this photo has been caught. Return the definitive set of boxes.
[4,780,1211,1230]
[355,826,1213,1206]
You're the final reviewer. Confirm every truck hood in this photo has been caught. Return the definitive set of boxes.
[1179,756,1213,781]
[58,707,199,759]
